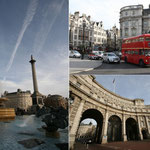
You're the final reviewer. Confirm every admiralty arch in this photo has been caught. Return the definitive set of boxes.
[69,75,150,149]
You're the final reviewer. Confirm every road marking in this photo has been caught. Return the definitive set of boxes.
[70,68,94,74]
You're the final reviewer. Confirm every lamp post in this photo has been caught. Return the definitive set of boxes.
[69,21,73,50]
[81,20,86,59]
[114,33,116,51]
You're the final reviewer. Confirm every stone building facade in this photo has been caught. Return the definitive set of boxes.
[69,12,107,50]
[2,89,32,111]
[120,4,150,39]
[70,75,150,149]
[77,124,96,139]
[106,26,120,50]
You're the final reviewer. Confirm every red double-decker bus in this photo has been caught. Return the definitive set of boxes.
[122,34,150,67]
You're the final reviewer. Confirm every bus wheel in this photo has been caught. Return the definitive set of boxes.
[139,60,144,67]
[125,57,127,63]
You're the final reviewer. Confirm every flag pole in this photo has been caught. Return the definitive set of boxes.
[113,78,116,93]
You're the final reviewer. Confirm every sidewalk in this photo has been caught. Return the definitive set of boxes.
[74,140,150,150]
[70,58,102,74]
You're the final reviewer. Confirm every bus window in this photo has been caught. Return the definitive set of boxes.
[145,37,150,41]
[145,50,150,56]
[139,49,144,55]
[139,37,144,41]
[135,51,138,55]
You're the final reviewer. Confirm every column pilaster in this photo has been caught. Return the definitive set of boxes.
[137,115,143,140]
[69,99,85,149]
[122,113,127,141]
[101,109,108,144]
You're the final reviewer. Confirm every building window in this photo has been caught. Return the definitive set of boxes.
[125,21,128,27]
[75,29,77,34]
[74,35,77,39]
[132,11,135,15]
[125,11,128,16]
[131,28,136,36]
[90,31,92,36]
[125,28,128,36]
[141,121,144,127]
[74,41,77,46]
[144,21,148,27]
[132,21,136,27]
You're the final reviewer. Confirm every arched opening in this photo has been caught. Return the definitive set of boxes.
[142,129,148,139]
[107,115,122,142]
[126,118,138,141]
[76,109,103,144]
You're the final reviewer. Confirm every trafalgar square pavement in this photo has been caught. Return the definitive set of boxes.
[70,57,102,74]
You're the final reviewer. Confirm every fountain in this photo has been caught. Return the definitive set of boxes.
[0,97,15,121]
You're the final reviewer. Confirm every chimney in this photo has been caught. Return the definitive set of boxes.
[74,11,79,18]
[88,15,91,21]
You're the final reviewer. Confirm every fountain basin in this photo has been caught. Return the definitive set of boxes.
[0,98,15,121]
[0,108,15,121]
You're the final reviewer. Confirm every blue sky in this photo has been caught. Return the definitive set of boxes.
[0,0,68,97]
[70,0,150,29]
[95,75,150,105]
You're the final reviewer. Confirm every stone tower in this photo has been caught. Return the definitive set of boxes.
[29,55,43,105]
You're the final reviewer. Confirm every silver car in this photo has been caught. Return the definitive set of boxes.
[103,52,120,63]
[69,50,81,58]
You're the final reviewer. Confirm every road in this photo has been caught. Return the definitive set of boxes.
[71,58,150,75]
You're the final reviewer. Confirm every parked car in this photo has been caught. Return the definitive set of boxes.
[103,52,120,63]
[69,50,81,58]
[93,51,104,59]
[88,53,99,60]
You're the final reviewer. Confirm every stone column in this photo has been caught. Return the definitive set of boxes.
[122,113,127,141]
[145,116,150,134]
[137,116,143,140]
[29,55,38,93]
[70,99,85,149]
[101,109,108,144]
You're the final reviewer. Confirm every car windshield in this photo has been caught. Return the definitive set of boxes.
[74,51,79,53]
[108,53,115,56]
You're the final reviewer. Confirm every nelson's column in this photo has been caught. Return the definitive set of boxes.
[29,55,43,106]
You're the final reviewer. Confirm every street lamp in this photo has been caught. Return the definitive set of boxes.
[69,21,73,50]
[81,20,86,60]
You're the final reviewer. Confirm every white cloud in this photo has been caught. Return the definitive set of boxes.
[70,0,150,29]
[6,0,38,72]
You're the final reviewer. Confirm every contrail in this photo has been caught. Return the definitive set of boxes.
[6,0,38,72]
[33,0,65,56]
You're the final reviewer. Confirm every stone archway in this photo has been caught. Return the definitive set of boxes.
[107,115,122,142]
[78,109,103,143]
[126,118,138,141]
